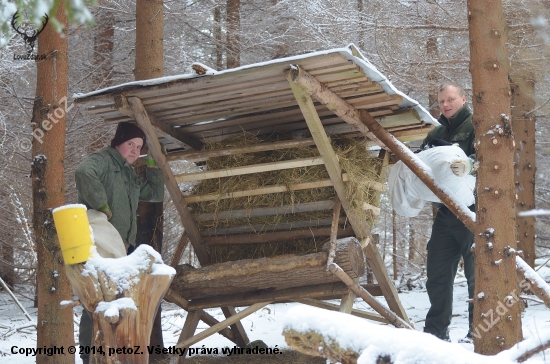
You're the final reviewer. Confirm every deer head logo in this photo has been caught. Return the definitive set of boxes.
[11,11,49,54]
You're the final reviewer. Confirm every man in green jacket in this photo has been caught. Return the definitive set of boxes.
[74,122,164,363]
[419,82,476,343]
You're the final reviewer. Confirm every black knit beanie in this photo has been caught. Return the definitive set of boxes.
[110,122,146,148]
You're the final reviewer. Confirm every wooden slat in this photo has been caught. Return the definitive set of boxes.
[126,96,210,265]
[194,199,336,222]
[201,217,347,237]
[184,174,385,204]
[203,226,355,246]
[167,138,316,162]
[175,302,271,349]
[174,156,324,183]
[297,298,388,323]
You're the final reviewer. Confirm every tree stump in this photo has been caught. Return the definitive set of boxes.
[65,245,175,364]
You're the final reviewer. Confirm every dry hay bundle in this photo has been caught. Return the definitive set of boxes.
[187,132,382,263]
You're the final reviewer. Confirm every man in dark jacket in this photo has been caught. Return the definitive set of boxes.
[419,82,475,343]
[74,122,164,363]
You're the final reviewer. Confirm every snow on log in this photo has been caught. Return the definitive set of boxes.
[282,306,515,363]
[65,245,175,364]
[516,256,550,309]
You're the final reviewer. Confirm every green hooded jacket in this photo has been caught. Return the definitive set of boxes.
[420,105,475,157]
[75,146,164,246]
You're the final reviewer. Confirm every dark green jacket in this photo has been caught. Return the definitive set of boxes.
[420,105,475,157]
[75,147,164,246]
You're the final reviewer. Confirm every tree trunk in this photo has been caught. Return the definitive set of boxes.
[426,36,440,118]
[135,0,165,361]
[93,1,115,88]
[408,225,416,262]
[226,0,241,68]
[510,74,536,269]
[172,239,365,300]
[214,5,223,70]
[392,209,397,280]
[467,0,523,354]
[33,4,75,362]
[65,246,174,364]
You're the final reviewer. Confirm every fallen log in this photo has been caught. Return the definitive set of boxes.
[65,245,175,364]
[171,237,364,300]
[516,256,550,309]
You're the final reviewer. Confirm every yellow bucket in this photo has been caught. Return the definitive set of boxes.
[52,204,93,264]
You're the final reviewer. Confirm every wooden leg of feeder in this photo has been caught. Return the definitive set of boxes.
[165,289,238,344]
[327,199,342,267]
[339,278,357,314]
[298,298,388,324]
[328,263,412,329]
[176,310,202,363]
[175,303,271,349]
[221,307,250,347]
[364,243,411,324]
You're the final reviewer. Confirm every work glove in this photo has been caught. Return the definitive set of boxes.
[98,203,113,220]
[450,158,477,177]
[145,150,157,167]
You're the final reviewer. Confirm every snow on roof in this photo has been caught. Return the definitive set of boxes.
[73,44,437,126]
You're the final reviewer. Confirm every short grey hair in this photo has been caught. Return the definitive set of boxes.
[439,82,465,97]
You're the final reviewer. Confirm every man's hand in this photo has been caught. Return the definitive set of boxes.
[98,203,113,220]
[450,158,473,177]
[145,151,157,168]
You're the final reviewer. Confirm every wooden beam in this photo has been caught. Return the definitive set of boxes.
[203,226,355,246]
[359,109,476,232]
[328,263,412,329]
[221,307,250,347]
[126,96,210,265]
[287,65,385,148]
[195,199,336,222]
[170,232,189,269]
[297,298,388,324]
[175,302,271,349]
[167,138,317,162]
[174,157,324,183]
[201,217,347,236]
[287,71,370,240]
[163,289,237,344]
[183,174,385,204]
[186,282,383,310]
[115,95,203,150]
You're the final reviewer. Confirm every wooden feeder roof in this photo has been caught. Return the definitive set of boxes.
[73,44,436,154]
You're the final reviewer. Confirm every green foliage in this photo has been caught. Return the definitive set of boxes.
[0,0,97,49]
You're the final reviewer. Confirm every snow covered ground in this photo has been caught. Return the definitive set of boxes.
[2,260,550,363]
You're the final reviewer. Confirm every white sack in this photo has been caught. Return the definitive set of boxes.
[388,145,475,217]
[87,210,127,258]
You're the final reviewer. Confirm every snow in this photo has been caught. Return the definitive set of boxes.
[519,209,550,217]
[72,44,436,127]
[81,245,176,292]
[2,259,550,363]
[96,298,137,318]
[517,256,550,299]
[284,305,511,364]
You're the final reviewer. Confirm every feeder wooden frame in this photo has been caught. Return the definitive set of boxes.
[73,46,449,359]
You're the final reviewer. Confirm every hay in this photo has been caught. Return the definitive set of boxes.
[187,132,382,263]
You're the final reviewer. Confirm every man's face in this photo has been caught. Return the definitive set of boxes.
[115,137,143,165]
[438,86,466,119]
